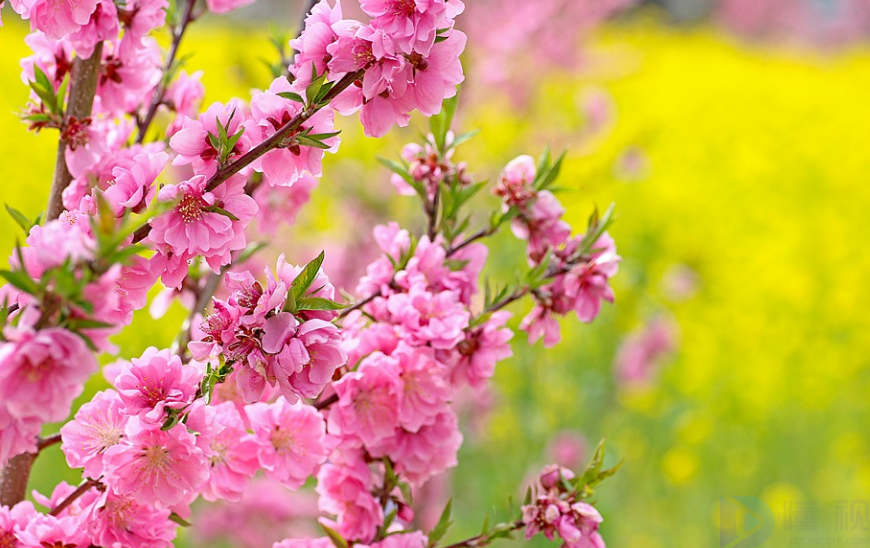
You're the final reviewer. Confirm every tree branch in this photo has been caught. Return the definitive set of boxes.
[136,0,197,143]
[204,68,365,193]
[49,478,100,516]
[438,521,524,548]
[46,43,104,222]
[0,453,35,507]
[37,433,63,452]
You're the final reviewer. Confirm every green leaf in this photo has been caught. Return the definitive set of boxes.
[30,65,58,114]
[450,128,479,149]
[56,74,70,113]
[430,92,460,153]
[290,251,325,301]
[168,513,192,527]
[297,136,333,150]
[399,481,413,505]
[65,318,113,330]
[0,270,39,296]
[161,411,180,431]
[537,150,567,190]
[5,205,33,232]
[428,499,453,546]
[206,206,240,221]
[295,297,347,312]
[278,91,305,104]
[320,524,349,548]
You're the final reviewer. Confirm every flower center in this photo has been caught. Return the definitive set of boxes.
[390,0,416,17]
[271,425,296,452]
[177,192,207,223]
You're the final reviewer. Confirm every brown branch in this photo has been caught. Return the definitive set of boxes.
[37,433,63,452]
[136,0,197,144]
[46,43,104,222]
[446,226,497,256]
[130,68,366,247]
[0,453,35,507]
[174,265,228,359]
[313,393,338,410]
[49,478,100,516]
[204,68,365,193]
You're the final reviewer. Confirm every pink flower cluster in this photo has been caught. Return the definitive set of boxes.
[191,255,346,403]
[291,0,467,137]
[495,155,621,347]
[522,465,606,548]
[27,342,332,548]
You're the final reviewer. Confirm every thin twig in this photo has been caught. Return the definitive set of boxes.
[49,478,100,516]
[37,433,63,452]
[46,43,104,222]
[313,393,338,410]
[204,69,365,193]
[439,521,525,548]
[173,265,228,359]
[445,226,497,256]
[136,0,197,143]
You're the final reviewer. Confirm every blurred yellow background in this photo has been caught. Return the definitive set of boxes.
[2,8,870,548]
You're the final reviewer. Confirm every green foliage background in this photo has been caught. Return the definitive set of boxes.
[2,13,869,548]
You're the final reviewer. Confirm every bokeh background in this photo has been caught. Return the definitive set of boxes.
[2,0,870,546]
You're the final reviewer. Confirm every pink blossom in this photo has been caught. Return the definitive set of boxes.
[148,173,257,275]
[275,538,335,548]
[519,303,562,348]
[0,326,98,423]
[316,449,383,542]
[370,410,462,486]
[522,493,605,548]
[409,30,466,116]
[67,0,120,58]
[192,479,320,548]
[198,402,260,502]
[60,389,127,477]
[252,172,318,235]
[246,398,330,490]
[169,100,253,177]
[0,408,41,466]
[165,70,205,136]
[449,310,514,389]
[87,489,176,548]
[205,0,255,14]
[103,417,208,508]
[615,316,676,385]
[328,352,402,446]
[289,0,343,76]
[112,347,200,423]
[96,36,162,116]
[25,0,98,40]
[360,0,459,56]
[15,513,88,548]
[250,77,339,187]
[262,313,346,402]
[122,0,169,39]
[384,286,470,349]
[495,155,538,210]
[102,150,167,216]
[0,501,37,547]
[563,232,620,323]
[393,344,452,432]
[371,531,428,548]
